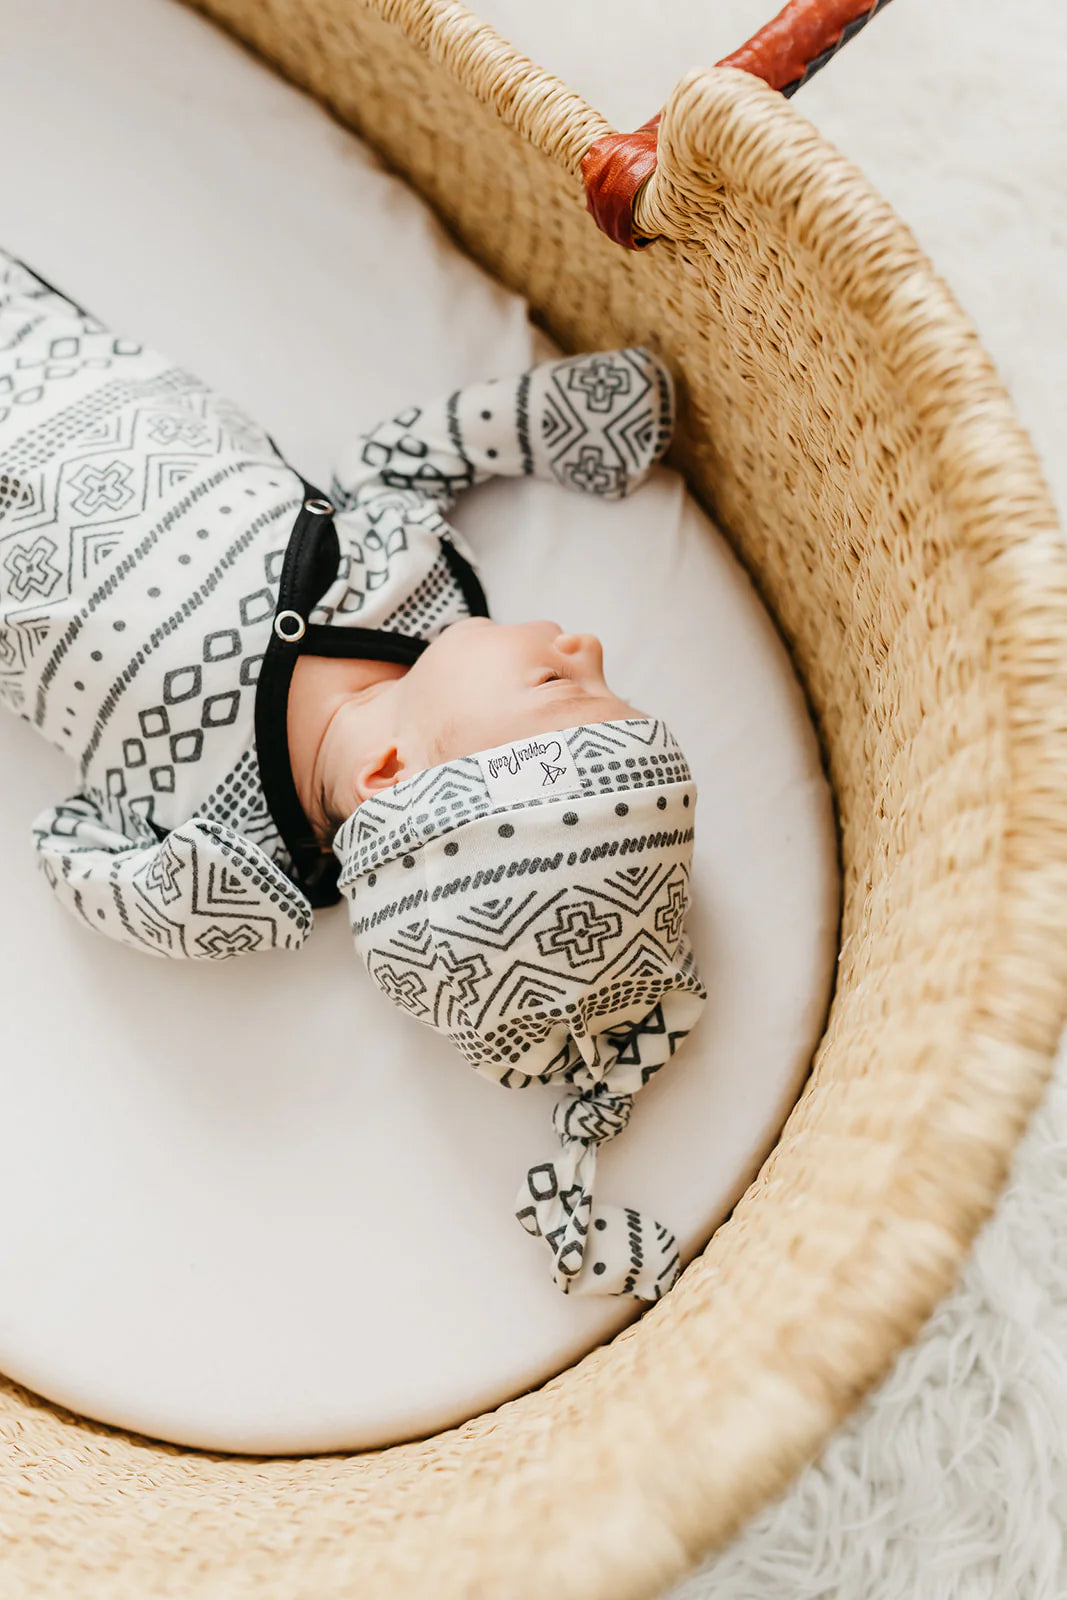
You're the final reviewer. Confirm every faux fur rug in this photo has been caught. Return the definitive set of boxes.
[669,1050,1067,1597]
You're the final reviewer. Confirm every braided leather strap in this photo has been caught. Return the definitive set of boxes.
[582,0,894,248]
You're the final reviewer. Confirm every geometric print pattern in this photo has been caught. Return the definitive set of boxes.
[329,345,674,533]
[32,796,311,959]
[334,717,692,880]
[0,249,299,840]
[1,246,680,992]
[192,747,287,866]
[336,729,707,1299]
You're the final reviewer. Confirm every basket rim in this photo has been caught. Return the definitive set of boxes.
[560,58,1067,1568]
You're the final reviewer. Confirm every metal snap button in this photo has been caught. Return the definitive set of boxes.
[274,609,307,642]
[304,497,334,516]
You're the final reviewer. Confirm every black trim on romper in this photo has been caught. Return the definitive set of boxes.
[254,484,490,908]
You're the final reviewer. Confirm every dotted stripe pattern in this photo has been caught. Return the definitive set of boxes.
[335,718,693,881]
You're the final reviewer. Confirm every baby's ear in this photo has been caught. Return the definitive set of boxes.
[354,744,406,800]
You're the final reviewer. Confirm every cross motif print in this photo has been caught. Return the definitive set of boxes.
[3,534,61,601]
[568,356,631,412]
[67,459,134,517]
[140,840,184,904]
[436,941,493,1010]
[375,962,430,1018]
[654,878,688,945]
[535,900,624,968]
[145,413,210,446]
[562,445,623,497]
[193,923,263,958]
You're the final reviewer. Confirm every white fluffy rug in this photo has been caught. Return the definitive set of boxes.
[671,1056,1067,1598]
[472,0,1067,1593]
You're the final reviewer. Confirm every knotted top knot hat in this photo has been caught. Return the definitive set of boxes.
[334,716,706,1299]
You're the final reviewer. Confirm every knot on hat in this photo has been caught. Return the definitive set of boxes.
[516,1026,687,1302]
[552,1079,634,1146]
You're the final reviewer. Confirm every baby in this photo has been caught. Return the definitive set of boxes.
[0,250,706,1301]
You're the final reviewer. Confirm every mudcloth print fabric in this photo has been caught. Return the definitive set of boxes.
[0,248,673,961]
[335,718,707,1299]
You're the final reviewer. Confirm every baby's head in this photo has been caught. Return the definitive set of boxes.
[290,616,643,845]
[327,660,706,1300]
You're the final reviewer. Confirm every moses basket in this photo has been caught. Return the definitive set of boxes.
[5,1,1067,1595]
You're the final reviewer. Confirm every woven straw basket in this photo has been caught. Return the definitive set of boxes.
[6,2,1067,1595]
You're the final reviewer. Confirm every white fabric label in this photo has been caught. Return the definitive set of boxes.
[476,731,583,806]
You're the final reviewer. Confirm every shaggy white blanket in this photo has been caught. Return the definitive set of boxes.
[672,1054,1067,1598]
[467,0,1067,1593]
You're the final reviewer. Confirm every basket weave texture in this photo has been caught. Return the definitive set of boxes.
[5,2,1067,1596]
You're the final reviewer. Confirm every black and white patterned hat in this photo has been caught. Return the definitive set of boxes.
[334,717,706,1300]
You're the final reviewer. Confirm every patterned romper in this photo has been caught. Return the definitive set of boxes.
[0,250,672,958]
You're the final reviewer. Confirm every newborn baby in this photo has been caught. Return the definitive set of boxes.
[0,250,705,1300]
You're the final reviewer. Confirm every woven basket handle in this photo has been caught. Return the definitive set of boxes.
[582,0,893,248]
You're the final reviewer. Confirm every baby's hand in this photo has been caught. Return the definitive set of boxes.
[528,346,674,501]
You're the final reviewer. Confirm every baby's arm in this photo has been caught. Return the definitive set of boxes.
[33,796,311,959]
[329,347,674,517]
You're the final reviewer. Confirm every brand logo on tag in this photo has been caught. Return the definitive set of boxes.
[477,731,583,806]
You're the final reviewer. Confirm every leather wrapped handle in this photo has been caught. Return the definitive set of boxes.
[582,0,894,249]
